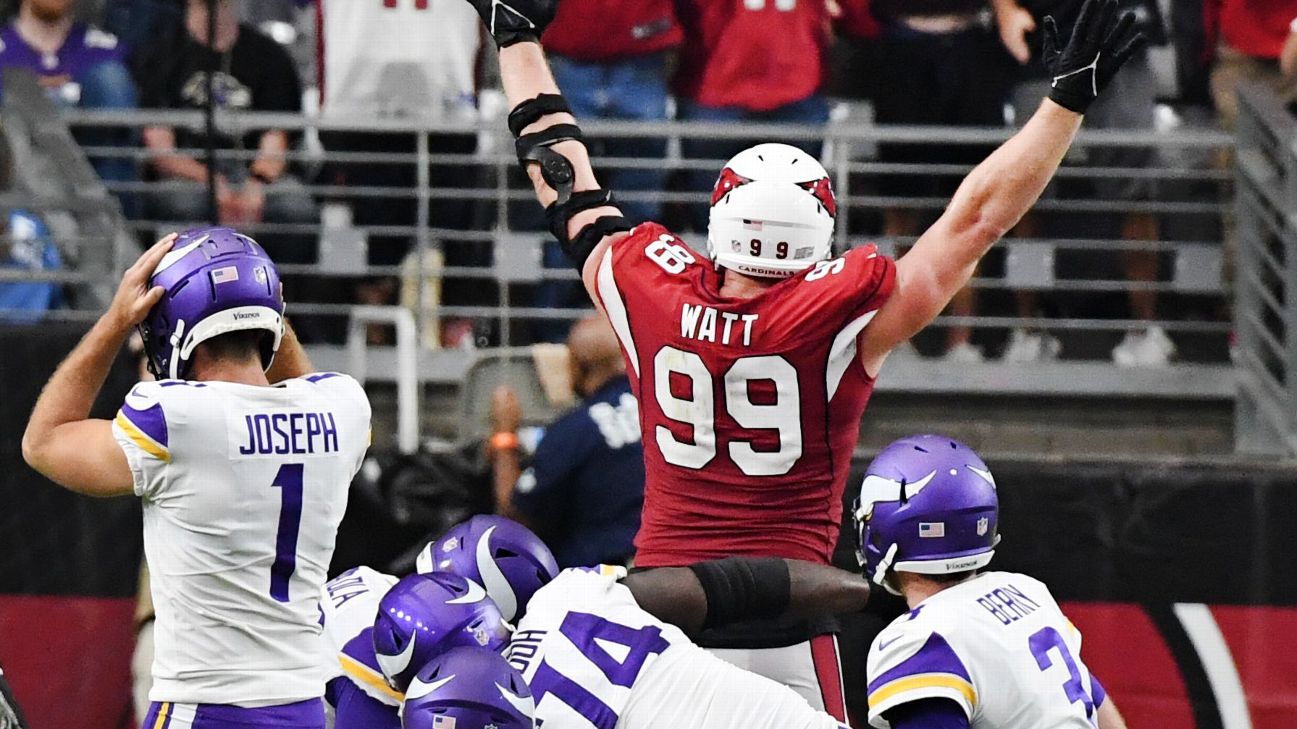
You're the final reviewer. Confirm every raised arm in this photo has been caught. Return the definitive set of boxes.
[464,0,632,302]
[622,558,871,637]
[22,236,174,497]
[858,0,1145,373]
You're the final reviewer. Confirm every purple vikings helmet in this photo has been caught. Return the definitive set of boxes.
[139,226,284,379]
[401,646,535,729]
[372,572,510,693]
[417,515,559,624]
[853,434,1000,596]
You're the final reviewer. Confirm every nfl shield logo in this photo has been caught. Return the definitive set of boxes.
[473,627,491,646]
[977,517,989,536]
[442,537,459,553]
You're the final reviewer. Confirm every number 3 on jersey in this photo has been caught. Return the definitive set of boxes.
[653,347,802,476]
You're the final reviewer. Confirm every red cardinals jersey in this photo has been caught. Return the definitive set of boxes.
[593,224,896,567]
[673,0,832,111]
[542,0,681,62]
[1217,0,1296,59]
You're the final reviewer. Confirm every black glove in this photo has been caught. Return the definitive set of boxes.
[1042,0,1147,114]
[467,0,556,48]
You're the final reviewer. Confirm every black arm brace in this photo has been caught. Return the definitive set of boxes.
[515,122,584,202]
[512,105,632,270]
[688,557,791,632]
[507,93,571,137]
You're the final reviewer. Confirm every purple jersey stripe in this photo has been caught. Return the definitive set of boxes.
[343,629,384,674]
[868,633,972,696]
[1091,675,1107,707]
[305,372,343,383]
[193,698,325,727]
[120,401,168,448]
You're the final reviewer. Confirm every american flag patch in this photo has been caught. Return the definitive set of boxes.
[743,220,763,231]
[211,266,240,285]
[918,522,945,538]
[433,716,457,729]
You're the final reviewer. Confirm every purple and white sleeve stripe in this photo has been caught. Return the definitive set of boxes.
[119,401,168,448]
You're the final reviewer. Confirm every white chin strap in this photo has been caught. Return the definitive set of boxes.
[873,543,901,596]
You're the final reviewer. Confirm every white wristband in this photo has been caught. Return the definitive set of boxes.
[1289,16,1297,34]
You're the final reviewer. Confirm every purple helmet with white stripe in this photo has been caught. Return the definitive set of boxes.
[401,647,535,729]
[139,226,284,380]
[373,572,510,693]
[853,435,1000,596]
[417,516,559,624]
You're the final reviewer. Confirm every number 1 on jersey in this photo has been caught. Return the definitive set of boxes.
[270,464,304,602]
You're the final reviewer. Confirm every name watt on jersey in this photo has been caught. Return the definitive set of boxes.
[680,304,759,347]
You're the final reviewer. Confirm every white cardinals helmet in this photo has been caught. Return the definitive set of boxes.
[707,143,837,279]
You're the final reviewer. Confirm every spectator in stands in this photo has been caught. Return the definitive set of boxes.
[529,1,681,341]
[0,128,63,322]
[0,209,64,322]
[674,0,858,230]
[0,0,138,210]
[994,0,1173,366]
[1207,0,1297,129]
[543,1,678,225]
[315,0,482,345]
[489,316,645,568]
[134,0,317,264]
[870,0,1015,363]
[103,0,184,62]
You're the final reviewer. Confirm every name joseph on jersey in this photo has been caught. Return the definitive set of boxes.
[237,410,340,455]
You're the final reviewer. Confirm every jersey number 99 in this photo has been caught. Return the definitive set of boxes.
[653,347,802,476]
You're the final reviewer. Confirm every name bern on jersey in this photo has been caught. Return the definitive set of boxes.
[238,411,340,455]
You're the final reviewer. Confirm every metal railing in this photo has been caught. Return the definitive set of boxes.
[1234,83,1297,457]
[0,70,135,312]
[47,106,1233,353]
[0,99,1249,452]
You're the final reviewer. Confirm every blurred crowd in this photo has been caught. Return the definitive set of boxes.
[0,0,1291,365]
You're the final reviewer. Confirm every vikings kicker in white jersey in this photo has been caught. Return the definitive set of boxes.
[114,372,370,706]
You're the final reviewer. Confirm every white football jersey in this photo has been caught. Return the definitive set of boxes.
[319,566,398,681]
[867,571,1102,729]
[113,373,371,706]
[507,567,844,729]
[317,0,480,120]
[319,565,401,707]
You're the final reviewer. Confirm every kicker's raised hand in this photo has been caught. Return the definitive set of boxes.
[1043,0,1147,114]
[467,0,557,48]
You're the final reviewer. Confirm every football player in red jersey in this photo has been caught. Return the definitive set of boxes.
[461,0,1144,720]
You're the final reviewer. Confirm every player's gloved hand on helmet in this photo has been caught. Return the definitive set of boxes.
[1042,0,1147,114]
[466,0,556,48]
